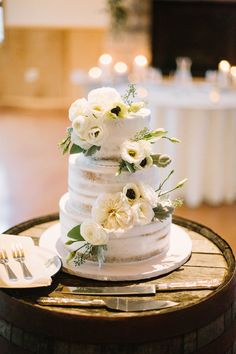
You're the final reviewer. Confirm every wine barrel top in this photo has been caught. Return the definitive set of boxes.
[0,214,235,344]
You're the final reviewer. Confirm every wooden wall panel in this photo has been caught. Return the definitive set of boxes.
[0,27,106,107]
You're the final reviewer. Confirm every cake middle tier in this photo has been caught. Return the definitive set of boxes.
[68,153,160,218]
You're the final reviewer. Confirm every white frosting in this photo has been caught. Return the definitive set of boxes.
[68,153,160,218]
[60,193,171,263]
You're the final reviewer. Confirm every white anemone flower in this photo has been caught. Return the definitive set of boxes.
[120,140,146,165]
[132,200,154,225]
[123,183,140,204]
[92,192,133,231]
[80,220,109,245]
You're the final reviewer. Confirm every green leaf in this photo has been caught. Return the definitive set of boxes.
[67,225,84,241]
[116,159,126,176]
[122,83,137,106]
[66,250,76,263]
[153,203,174,221]
[65,240,78,245]
[125,161,135,173]
[85,145,101,156]
[70,144,86,154]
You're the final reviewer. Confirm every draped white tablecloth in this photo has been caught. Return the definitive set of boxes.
[147,82,236,207]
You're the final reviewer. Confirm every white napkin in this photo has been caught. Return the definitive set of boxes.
[0,234,52,288]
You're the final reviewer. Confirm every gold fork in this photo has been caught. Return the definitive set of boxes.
[12,244,33,280]
[0,249,18,281]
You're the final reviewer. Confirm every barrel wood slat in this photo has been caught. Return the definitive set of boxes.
[0,214,235,354]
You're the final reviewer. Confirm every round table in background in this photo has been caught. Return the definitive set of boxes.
[0,214,235,354]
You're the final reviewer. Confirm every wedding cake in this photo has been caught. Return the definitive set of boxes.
[59,86,186,270]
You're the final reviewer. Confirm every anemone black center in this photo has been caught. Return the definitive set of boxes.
[111,106,121,116]
[140,158,147,167]
[126,189,136,200]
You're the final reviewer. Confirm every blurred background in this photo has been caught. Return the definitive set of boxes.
[0,0,235,252]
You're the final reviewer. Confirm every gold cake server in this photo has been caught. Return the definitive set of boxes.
[37,296,179,312]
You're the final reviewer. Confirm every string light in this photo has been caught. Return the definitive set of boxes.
[88,67,102,79]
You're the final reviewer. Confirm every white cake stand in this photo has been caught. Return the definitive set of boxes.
[39,223,192,281]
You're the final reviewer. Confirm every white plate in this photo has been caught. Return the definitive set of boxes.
[0,247,61,288]
[39,223,192,281]
[35,246,62,278]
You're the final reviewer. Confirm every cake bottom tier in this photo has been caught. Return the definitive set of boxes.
[59,193,171,264]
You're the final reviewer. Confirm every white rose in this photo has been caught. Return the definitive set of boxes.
[69,98,89,121]
[92,192,133,231]
[71,131,92,150]
[120,140,146,165]
[80,220,109,245]
[88,87,121,110]
[80,120,106,146]
[138,182,158,207]
[123,183,140,204]
[132,200,154,225]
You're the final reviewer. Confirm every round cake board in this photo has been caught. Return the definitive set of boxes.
[39,223,192,281]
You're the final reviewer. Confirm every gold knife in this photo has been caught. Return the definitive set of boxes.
[37,296,179,312]
[56,279,221,296]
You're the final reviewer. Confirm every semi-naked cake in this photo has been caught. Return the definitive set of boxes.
[59,86,186,269]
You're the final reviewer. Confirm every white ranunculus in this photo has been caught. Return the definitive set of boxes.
[123,183,140,204]
[71,131,92,150]
[88,87,121,110]
[120,140,146,165]
[138,182,158,207]
[80,220,109,245]
[69,98,89,121]
[72,115,90,136]
[132,200,154,225]
[92,192,133,231]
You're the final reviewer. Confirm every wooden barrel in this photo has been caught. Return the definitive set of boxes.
[0,214,235,354]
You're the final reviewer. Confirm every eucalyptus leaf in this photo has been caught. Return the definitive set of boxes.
[66,250,76,263]
[70,144,86,154]
[65,239,78,245]
[85,145,101,156]
[125,161,135,173]
[67,224,84,241]
[153,203,174,221]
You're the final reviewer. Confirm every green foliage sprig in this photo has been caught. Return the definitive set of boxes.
[66,224,107,267]
[122,83,137,106]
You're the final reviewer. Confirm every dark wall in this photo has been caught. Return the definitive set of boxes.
[151,0,236,76]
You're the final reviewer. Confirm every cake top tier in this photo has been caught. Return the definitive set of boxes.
[68,87,150,160]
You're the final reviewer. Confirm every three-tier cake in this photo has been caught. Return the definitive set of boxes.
[54,86,191,280]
